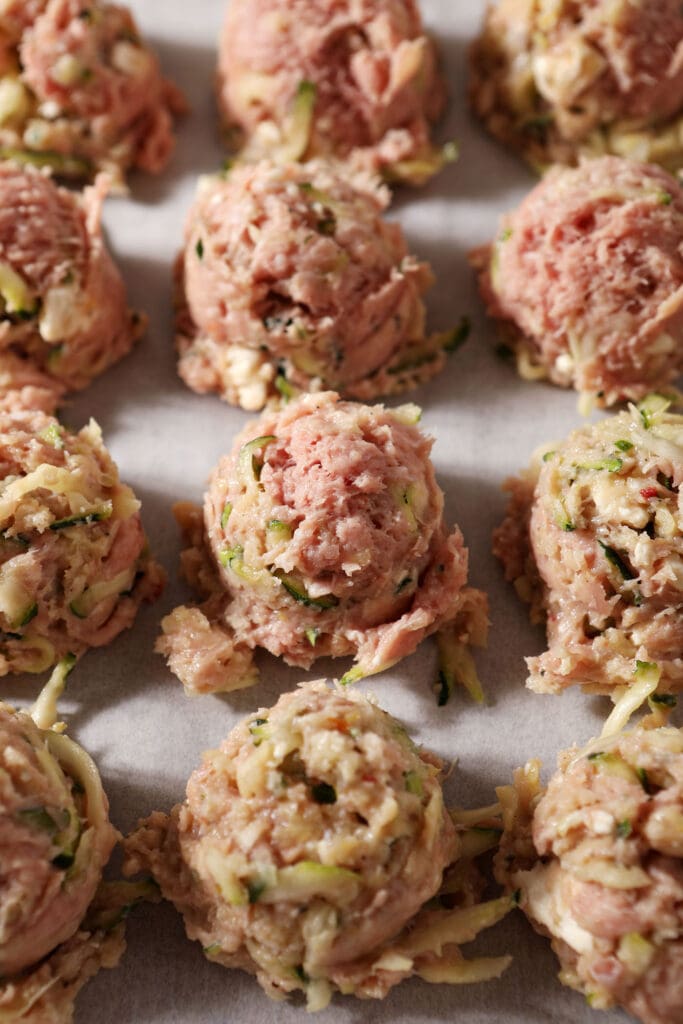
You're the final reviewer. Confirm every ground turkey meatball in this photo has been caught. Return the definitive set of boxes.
[125,681,512,1010]
[470,0,683,172]
[157,392,487,695]
[494,398,683,696]
[0,0,184,187]
[474,157,683,410]
[176,160,459,411]
[496,725,683,1024]
[0,408,164,677]
[216,0,450,186]
[0,698,123,1023]
[0,162,144,410]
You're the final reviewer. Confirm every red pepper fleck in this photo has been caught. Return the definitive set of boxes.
[362,774,376,783]
[640,487,659,500]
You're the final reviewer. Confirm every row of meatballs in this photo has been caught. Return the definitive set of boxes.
[2,0,683,416]
[3,677,682,1023]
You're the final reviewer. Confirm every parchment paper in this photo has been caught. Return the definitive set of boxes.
[2,2,648,1021]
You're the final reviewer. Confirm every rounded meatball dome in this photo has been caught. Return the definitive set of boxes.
[0,0,183,184]
[125,681,511,1008]
[158,392,486,695]
[0,161,143,402]
[216,0,448,185]
[0,701,116,977]
[176,160,446,410]
[476,157,683,409]
[0,407,164,677]
[496,726,683,1024]
[471,0,683,171]
[494,399,683,695]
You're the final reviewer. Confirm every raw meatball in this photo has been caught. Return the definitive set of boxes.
[496,726,683,1024]
[493,398,683,695]
[176,160,457,411]
[0,0,184,187]
[125,681,512,1010]
[216,0,449,186]
[0,698,122,1021]
[470,0,683,172]
[0,407,164,677]
[0,162,144,408]
[474,157,683,410]
[157,391,487,695]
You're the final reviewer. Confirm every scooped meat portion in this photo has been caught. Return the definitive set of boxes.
[0,0,184,187]
[470,0,683,172]
[157,391,487,695]
[0,698,123,1022]
[125,681,512,1010]
[0,407,164,677]
[0,161,144,408]
[216,0,449,186]
[493,398,683,696]
[496,725,683,1024]
[474,157,683,410]
[176,159,457,411]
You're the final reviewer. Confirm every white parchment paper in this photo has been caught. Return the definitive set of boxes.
[2,1,647,1021]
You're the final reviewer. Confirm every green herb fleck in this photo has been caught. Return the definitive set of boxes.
[18,604,37,627]
[649,693,677,708]
[615,439,633,452]
[436,670,452,707]
[195,238,204,260]
[443,316,471,353]
[17,807,58,833]
[597,540,636,580]
[636,767,652,794]
[220,502,232,529]
[616,820,632,839]
[247,879,267,904]
[249,718,268,747]
[275,368,295,402]
[657,472,675,491]
[403,771,423,796]
[395,576,413,595]
[50,509,111,531]
[40,423,64,450]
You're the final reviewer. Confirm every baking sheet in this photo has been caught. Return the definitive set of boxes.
[1,1,652,1021]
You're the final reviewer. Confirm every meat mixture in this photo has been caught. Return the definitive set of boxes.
[176,159,454,411]
[0,161,145,412]
[0,407,164,677]
[474,156,683,410]
[0,699,123,1023]
[470,0,683,172]
[0,0,184,187]
[216,0,449,186]
[496,725,683,1024]
[157,391,487,695]
[494,398,683,695]
[125,681,512,1010]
